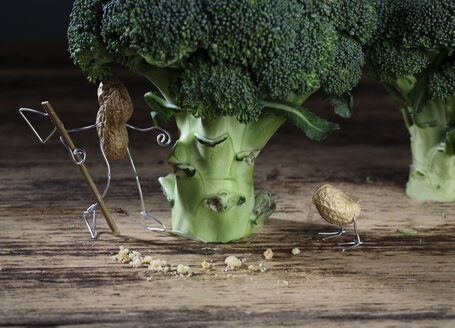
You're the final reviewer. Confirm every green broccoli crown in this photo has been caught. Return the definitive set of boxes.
[101,0,207,68]
[68,0,376,122]
[366,0,455,84]
[400,0,455,50]
[366,41,430,82]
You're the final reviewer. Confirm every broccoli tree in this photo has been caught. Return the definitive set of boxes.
[365,0,455,201]
[68,0,376,242]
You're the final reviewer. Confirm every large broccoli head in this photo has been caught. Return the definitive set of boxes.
[69,0,377,126]
[365,0,455,92]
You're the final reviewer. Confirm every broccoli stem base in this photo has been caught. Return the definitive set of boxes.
[404,97,455,201]
[159,112,285,242]
[406,123,455,201]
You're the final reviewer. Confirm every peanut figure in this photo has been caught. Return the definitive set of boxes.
[312,184,363,251]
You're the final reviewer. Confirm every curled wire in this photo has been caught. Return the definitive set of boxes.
[58,122,100,165]
[59,137,87,165]
[126,124,171,146]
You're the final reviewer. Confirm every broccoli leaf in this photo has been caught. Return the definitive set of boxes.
[325,92,354,118]
[407,76,433,128]
[144,92,178,126]
[261,100,339,141]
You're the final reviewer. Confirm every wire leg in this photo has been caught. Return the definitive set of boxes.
[319,226,346,240]
[80,139,112,239]
[126,148,166,232]
[82,204,97,238]
[338,215,363,252]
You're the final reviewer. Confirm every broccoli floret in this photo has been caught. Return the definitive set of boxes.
[321,34,365,96]
[429,58,455,99]
[321,0,378,44]
[205,0,303,68]
[365,41,430,83]
[67,0,113,82]
[101,0,207,67]
[252,16,338,98]
[170,55,262,123]
[400,0,455,49]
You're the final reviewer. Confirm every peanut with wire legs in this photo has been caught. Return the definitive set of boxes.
[312,184,363,251]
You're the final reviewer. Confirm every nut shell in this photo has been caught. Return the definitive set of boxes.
[96,79,134,161]
[312,184,360,226]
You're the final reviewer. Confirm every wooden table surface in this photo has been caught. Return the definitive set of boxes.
[1,42,454,327]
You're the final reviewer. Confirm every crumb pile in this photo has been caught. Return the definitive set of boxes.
[112,246,192,277]
[112,245,302,281]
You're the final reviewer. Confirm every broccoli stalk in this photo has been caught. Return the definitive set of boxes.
[68,0,375,241]
[365,0,455,201]
[159,113,284,242]
[390,76,455,201]
[407,112,455,201]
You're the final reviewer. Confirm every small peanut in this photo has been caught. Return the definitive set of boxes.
[96,79,134,161]
[312,184,360,226]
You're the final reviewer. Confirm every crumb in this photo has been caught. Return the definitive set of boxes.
[148,259,168,272]
[225,255,242,269]
[258,262,267,272]
[114,246,130,263]
[263,248,274,260]
[276,280,289,286]
[248,265,258,272]
[146,276,152,281]
[142,256,154,264]
[201,260,211,270]
[130,257,143,268]
[128,250,142,260]
[177,264,191,275]
[291,247,301,255]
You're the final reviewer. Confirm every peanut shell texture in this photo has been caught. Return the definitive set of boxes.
[312,184,361,226]
[96,79,134,161]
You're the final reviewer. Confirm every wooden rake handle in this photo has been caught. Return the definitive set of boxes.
[42,101,120,237]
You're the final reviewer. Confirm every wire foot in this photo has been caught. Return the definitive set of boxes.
[319,227,346,240]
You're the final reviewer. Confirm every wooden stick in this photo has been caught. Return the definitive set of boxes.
[41,101,120,237]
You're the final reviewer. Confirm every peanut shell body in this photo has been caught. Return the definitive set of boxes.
[312,184,360,226]
[96,79,134,161]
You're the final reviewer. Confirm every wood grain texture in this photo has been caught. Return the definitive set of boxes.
[1,42,454,327]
